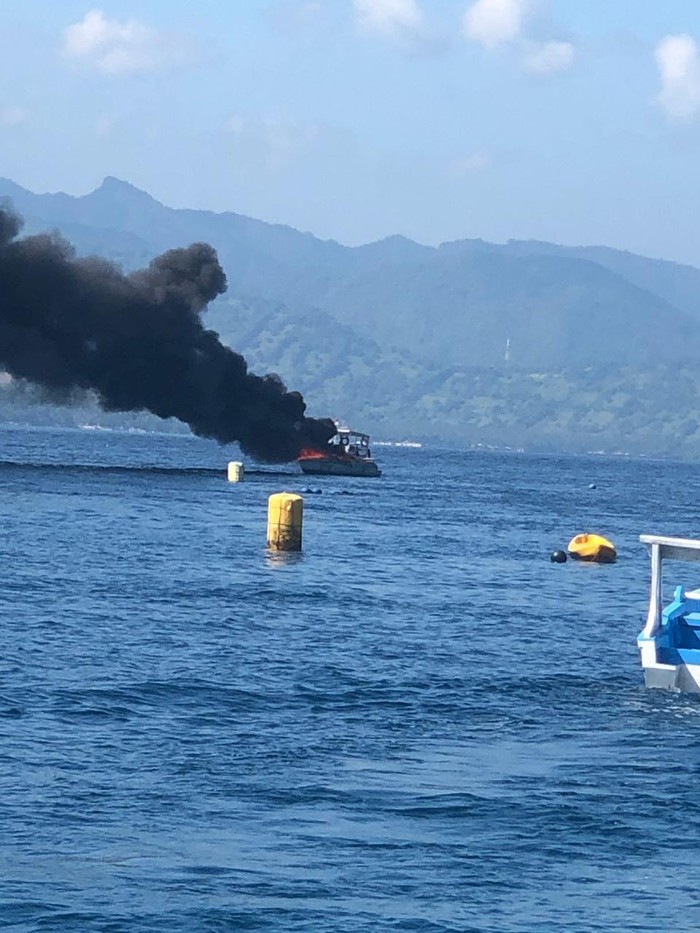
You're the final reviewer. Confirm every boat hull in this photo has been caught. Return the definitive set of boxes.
[640,653,700,693]
[299,457,381,477]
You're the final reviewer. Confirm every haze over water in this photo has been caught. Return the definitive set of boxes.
[1,425,699,932]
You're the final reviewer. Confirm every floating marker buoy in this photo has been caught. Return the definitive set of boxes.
[227,461,245,483]
[588,483,596,490]
[567,533,616,563]
[267,492,303,551]
[550,550,568,564]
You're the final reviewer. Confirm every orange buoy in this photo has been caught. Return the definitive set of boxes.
[567,533,617,564]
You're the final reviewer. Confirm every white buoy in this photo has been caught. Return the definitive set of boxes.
[227,461,245,483]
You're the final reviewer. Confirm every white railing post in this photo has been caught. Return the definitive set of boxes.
[643,543,662,638]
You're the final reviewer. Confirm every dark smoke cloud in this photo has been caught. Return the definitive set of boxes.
[0,204,335,461]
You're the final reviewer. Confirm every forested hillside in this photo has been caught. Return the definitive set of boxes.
[2,176,700,457]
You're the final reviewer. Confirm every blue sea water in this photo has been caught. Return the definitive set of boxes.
[1,424,699,932]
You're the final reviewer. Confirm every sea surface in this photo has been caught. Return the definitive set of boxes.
[1,424,699,932]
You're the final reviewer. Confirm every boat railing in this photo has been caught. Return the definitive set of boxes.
[640,535,700,639]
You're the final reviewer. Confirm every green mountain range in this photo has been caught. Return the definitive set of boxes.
[2,175,700,457]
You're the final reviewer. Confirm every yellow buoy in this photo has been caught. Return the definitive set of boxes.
[267,492,303,551]
[567,533,617,564]
[227,461,245,483]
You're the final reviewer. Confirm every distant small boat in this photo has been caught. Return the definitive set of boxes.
[298,425,381,477]
[638,534,700,693]
[375,440,422,448]
[567,533,617,563]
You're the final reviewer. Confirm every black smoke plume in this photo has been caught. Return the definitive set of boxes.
[0,204,335,461]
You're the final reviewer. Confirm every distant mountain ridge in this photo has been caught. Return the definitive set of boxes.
[3,176,700,456]
[2,175,700,369]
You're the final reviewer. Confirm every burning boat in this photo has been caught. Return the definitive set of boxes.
[298,425,381,477]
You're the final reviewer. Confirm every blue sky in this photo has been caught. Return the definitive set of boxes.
[2,1,700,264]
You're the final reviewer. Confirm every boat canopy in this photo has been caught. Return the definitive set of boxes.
[330,426,373,459]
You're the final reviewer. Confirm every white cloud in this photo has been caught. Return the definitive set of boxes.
[353,0,425,42]
[267,1,325,33]
[655,34,700,121]
[63,9,182,74]
[0,106,29,127]
[462,0,573,76]
[523,39,574,75]
[450,151,490,175]
[227,115,322,172]
[462,0,529,49]
[94,113,117,138]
